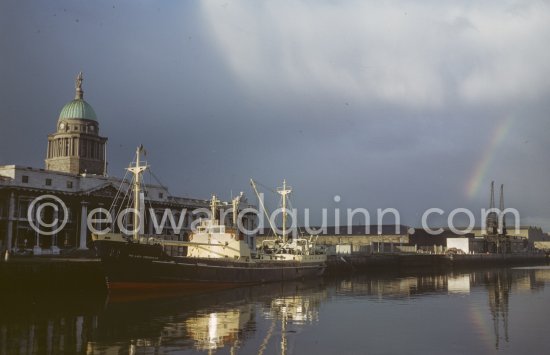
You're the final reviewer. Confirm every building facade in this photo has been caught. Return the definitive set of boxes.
[257,225,410,254]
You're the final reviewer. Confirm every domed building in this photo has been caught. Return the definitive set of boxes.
[45,72,107,175]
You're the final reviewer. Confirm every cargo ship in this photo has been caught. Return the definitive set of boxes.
[92,146,326,292]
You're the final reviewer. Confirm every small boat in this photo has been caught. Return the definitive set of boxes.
[92,146,326,292]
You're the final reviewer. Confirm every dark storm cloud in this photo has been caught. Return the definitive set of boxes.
[1,0,549,229]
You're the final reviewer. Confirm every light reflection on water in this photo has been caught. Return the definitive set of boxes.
[2,266,550,354]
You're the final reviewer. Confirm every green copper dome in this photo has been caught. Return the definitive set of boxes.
[58,72,97,121]
[58,99,97,121]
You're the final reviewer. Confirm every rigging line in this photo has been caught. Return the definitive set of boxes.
[142,177,153,208]
[120,148,139,221]
[145,170,161,213]
[122,195,133,232]
[120,149,137,215]
[109,168,134,232]
[149,169,169,192]
[251,179,280,240]
[255,180,278,195]
[110,160,133,214]
[121,191,132,216]
[108,172,126,211]
[141,180,156,235]
[113,182,129,221]
[120,175,134,220]
[109,168,130,213]
[140,177,155,214]
[286,199,304,237]
[121,178,132,210]
[257,319,277,355]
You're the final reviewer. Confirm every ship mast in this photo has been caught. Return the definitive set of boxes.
[210,195,219,222]
[127,145,148,242]
[250,179,280,240]
[277,179,291,242]
[232,193,242,227]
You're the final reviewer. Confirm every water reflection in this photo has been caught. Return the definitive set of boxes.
[0,296,103,354]
[185,307,252,351]
[259,289,325,355]
[89,281,327,354]
[2,266,550,354]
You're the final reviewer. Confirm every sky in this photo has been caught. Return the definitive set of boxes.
[1,0,549,230]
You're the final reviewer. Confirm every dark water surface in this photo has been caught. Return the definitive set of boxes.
[2,266,550,354]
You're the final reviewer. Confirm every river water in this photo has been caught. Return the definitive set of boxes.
[2,265,550,354]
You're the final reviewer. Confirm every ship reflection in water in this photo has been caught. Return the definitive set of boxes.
[184,307,252,351]
[2,267,550,354]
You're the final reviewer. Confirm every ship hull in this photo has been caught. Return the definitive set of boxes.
[94,240,326,291]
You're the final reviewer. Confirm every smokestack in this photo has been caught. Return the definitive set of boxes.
[499,184,506,235]
[490,181,495,210]
[487,181,497,235]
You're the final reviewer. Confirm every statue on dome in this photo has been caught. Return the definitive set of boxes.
[75,72,84,99]
[76,72,83,90]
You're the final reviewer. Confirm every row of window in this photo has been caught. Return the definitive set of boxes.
[48,138,104,160]
[143,191,164,199]
[59,122,95,133]
[15,199,74,220]
[19,175,166,196]
[20,175,166,197]
[21,175,73,188]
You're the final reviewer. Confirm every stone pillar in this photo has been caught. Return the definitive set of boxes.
[5,192,15,260]
[51,206,60,255]
[27,200,42,255]
[33,209,42,256]
[79,202,88,250]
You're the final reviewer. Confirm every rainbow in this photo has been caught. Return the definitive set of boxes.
[465,118,513,199]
